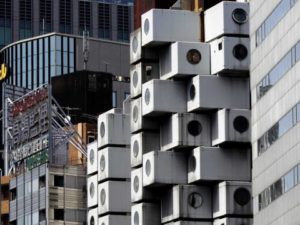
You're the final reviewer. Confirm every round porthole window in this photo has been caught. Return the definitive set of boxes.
[132,36,139,53]
[100,155,106,171]
[232,8,248,24]
[133,175,139,193]
[187,120,202,136]
[189,85,196,100]
[133,71,138,88]
[101,223,105,225]
[233,44,248,61]
[234,187,251,206]
[89,182,95,198]
[144,88,150,105]
[134,211,139,225]
[133,140,139,158]
[233,116,249,133]
[100,189,106,205]
[187,49,201,64]
[145,160,151,176]
[89,149,95,165]
[188,192,203,208]
[90,216,95,225]
[100,122,105,138]
[133,106,139,123]
[144,19,150,35]
[189,155,197,172]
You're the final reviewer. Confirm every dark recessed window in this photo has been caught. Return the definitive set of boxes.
[54,175,64,187]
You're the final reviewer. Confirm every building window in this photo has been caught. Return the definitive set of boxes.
[59,0,72,33]
[0,0,12,48]
[39,209,46,222]
[79,1,91,36]
[117,5,130,42]
[10,187,17,200]
[39,0,52,34]
[124,92,130,100]
[54,209,64,220]
[54,175,64,187]
[98,3,111,39]
[112,91,117,108]
[19,0,32,39]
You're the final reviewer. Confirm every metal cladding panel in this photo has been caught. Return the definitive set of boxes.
[143,151,187,187]
[25,196,32,213]
[210,36,250,75]
[161,185,212,223]
[87,208,98,225]
[142,79,187,117]
[98,214,131,225]
[159,41,211,80]
[188,147,251,183]
[141,9,200,47]
[88,174,98,208]
[131,131,160,168]
[131,202,161,225]
[213,217,252,225]
[39,163,47,176]
[160,113,211,151]
[98,147,130,181]
[187,75,250,112]
[204,1,249,42]
[87,141,98,175]
[32,167,39,178]
[9,200,17,221]
[213,181,252,218]
[164,221,213,225]
[32,192,39,211]
[39,187,46,209]
[10,177,17,189]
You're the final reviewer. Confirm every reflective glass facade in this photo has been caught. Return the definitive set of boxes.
[1,34,75,90]
[0,0,12,49]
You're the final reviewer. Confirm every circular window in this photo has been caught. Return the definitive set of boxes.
[100,189,106,205]
[190,84,196,100]
[100,155,106,171]
[100,122,105,138]
[143,19,150,35]
[89,182,95,198]
[89,149,95,165]
[101,223,105,225]
[145,160,151,176]
[144,88,150,105]
[133,140,139,158]
[132,71,138,88]
[188,192,203,208]
[233,116,249,133]
[189,155,197,172]
[232,8,248,24]
[186,49,201,64]
[233,44,248,61]
[234,187,251,206]
[90,216,95,225]
[132,36,139,53]
[133,175,139,193]
[133,106,139,123]
[187,120,202,136]
[134,211,139,225]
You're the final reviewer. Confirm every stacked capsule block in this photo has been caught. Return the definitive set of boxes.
[129,2,252,225]
[87,108,131,225]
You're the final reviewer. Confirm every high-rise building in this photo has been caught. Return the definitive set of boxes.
[0,0,134,49]
[250,0,300,224]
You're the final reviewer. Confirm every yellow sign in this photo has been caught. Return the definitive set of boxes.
[0,64,8,80]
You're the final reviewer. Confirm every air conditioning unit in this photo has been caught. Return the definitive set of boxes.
[131,132,160,168]
[188,147,251,183]
[142,79,186,117]
[130,28,159,64]
[164,221,212,225]
[141,9,200,47]
[161,113,211,151]
[97,110,130,149]
[159,41,210,80]
[87,174,98,208]
[98,215,130,225]
[213,217,252,225]
[131,167,158,203]
[131,97,160,133]
[97,147,130,182]
[213,181,252,219]
[87,208,98,225]
[98,181,130,215]
[143,151,187,187]
[210,36,250,75]
[212,109,251,146]
[205,1,249,42]
[132,203,161,225]
[187,75,250,112]
[130,62,159,99]
[161,185,212,223]
[87,141,98,175]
